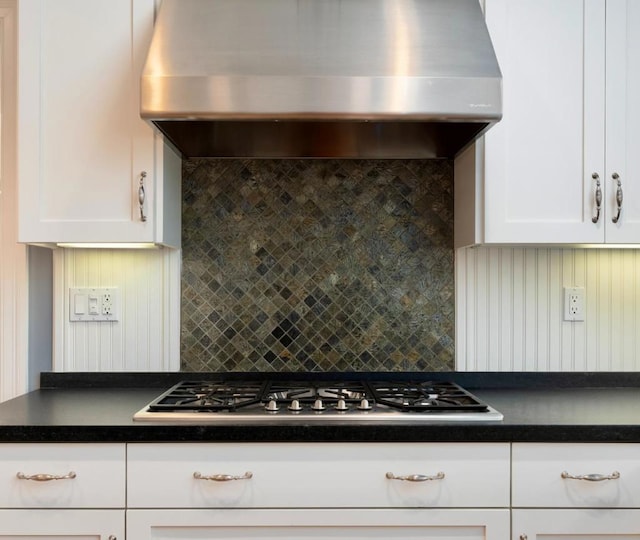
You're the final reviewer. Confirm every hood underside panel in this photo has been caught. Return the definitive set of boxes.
[154,120,491,159]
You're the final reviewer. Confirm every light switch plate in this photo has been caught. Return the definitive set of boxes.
[69,288,119,322]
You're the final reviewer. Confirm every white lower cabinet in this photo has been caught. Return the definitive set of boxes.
[0,443,126,539]
[4,441,639,538]
[512,443,640,539]
[126,442,511,540]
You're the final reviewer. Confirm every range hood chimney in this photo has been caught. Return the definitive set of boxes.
[141,0,501,159]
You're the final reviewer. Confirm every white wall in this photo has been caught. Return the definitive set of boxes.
[53,247,181,371]
[456,246,640,371]
[0,0,28,402]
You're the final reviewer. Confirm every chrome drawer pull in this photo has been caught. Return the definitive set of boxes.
[591,172,602,223]
[193,471,253,482]
[138,171,147,222]
[611,172,623,224]
[16,471,76,482]
[561,470,620,482]
[386,471,445,482]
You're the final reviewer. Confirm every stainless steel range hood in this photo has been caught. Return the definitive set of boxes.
[141,0,502,159]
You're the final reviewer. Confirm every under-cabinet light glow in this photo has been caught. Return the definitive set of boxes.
[56,243,160,249]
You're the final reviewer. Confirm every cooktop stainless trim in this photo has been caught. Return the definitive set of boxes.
[132,406,504,424]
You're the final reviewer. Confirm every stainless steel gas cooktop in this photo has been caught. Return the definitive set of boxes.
[133,379,503,424]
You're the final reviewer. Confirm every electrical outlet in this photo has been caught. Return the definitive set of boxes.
[69,288,119,322]
[564,287,585,321]
[102,292,113,315]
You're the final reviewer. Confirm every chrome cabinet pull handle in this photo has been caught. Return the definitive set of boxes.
[611,172,623,224]
[561,470,620,482]
[519,535,528,540]
[16,471,77,482]
[193,471,253,482]
[138,171,147,222]
[591,173,602,223]
[386,471,445,482]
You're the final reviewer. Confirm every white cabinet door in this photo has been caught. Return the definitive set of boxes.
[18,0,180,246]
[456,0,640,247]
[513,509,640,539]
[128,509,510,540]
[604,0,640,243]
[482,0,605,244]
[0,509,124,539]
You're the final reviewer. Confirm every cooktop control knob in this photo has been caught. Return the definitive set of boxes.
[311,398,325,411]
[265,399,280,413]
[335,399,349,412]
[358,398,372,411]
[288,399,302,412]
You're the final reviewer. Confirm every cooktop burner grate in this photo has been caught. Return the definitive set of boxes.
[147,381,267,412]
[368,381,490,412]
[135,378,503,423]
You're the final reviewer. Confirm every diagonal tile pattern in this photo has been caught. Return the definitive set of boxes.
[181,159,454,372]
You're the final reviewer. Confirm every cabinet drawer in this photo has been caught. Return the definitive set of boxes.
[127,442,510,508]
[513,509,640,537]
[0,509,125,537]
[512,443,640,508]
[0,443,125,508]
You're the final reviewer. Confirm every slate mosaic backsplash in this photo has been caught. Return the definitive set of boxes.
[181,159,454,372]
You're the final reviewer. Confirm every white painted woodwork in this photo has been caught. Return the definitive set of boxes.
[17,0,181,247]
[127,443,510,508]
[512,443,640,508]
[53,247,181,372]
[456,0,640,246]
[0,0,27,403]
[0,509,124,538]
[127,508,511,540]
[513,509,640,539]
[0,443,125,508]
[456,246,640,371]
[604,0,640,242]
[456,0,603,245]
[485,0,603,244]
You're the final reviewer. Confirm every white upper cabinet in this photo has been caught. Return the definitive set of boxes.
[604,0,640,243]
[17,0,181,247]
[455,0,640,246]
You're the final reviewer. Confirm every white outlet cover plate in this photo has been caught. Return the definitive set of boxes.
[563,286,585,322]
[69,287,119,322]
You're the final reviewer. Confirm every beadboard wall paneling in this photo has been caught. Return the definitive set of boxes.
[456,246,640,371]
[53,248,181,372]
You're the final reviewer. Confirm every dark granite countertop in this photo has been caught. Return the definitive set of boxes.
[1,372,639,443]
